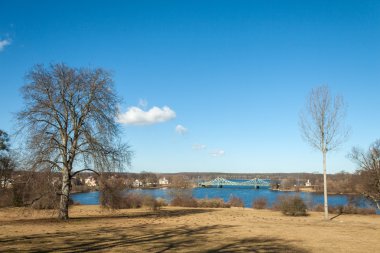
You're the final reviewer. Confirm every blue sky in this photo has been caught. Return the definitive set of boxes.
[0,0,379,173]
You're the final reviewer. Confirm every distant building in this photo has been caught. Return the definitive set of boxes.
[305,179,312,187]
[85,177,97,187]
[0,179,13,189]
[133,179,143,187]
[159,177,169,185]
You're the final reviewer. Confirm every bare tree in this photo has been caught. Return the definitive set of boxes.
[17,64,131,220]
[299,85,349,220]
[349,140,380,209]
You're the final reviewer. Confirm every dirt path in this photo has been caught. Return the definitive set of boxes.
[0,206,379,252]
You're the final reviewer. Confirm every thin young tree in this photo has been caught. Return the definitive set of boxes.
[299,85,349,220]
[349,140,380,210]
[17,64,131,220]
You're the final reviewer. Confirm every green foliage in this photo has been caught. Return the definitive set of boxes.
[0,130,9,151]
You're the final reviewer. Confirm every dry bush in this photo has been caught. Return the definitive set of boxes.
[100,177,165,210]
[142,195,166,211]
[252,197,268,209]
[341,205,376,215]
[121,193,143,209]
[167,174,197,207]
[313,204,376,215]
[228,196,244,207]
[171,195,198,207]
[0,189,13,207]
[156,198,168,207]
[197,198,230,208]
[9,171,60,209]
[275,196,307,216]
[99,176,126,209]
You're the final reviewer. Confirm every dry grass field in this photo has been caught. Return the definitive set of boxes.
[0,205,379,252]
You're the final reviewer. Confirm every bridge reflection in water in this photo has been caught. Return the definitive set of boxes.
[198,177,271,189]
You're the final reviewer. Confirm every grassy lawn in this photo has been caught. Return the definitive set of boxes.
[0,205,379,252]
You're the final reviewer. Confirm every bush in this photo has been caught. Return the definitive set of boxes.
[30,193,61,210]
[197,198,230,208]
[171,195,198,207]
[252,198,267,209]
[228,196,244,208]
[313,204,376,215]
[276,196,307,216]
[122,193,143,209]
[99,182,124,209]
[4,172,61,210]
[142,195,166,211]
[341,205,376,215]
[156,198,168,208]
[0,189,13,208]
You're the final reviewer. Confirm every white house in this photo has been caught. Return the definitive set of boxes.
[305,179,312,187]
[159,177,169,185]
[0,179,13,189]
[133,179,143,187]
[85,177,97,187]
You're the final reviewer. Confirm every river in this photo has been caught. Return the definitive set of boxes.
[72,187,378,214]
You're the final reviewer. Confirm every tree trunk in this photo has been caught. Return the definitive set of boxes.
[323,151,328,220]
[58,167,71,220]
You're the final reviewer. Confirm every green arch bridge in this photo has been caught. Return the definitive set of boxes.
[198,177,271,188]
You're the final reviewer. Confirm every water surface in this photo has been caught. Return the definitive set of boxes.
[72,187,377,214]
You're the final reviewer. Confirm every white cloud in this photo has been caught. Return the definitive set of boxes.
[0,39,11,52]
[175,125,188,135]
[192,144,206,150]
[117,106,176,125]
[210,149,225,157]
[138,98,148,108]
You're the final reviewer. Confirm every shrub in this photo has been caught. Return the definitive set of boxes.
[197,198,230,208]
[252,198,267,209]
[99,176,129,209]
[276,196,307,216]
[142,195,166,211]
[0,189,13,208]
[4,172,61,210]
[313,204,376,215]
[156,198,168,208]
[343,205,376,215]
[122,193,143,209]
[171,195,198,207]
[30,192,61,210]
[228,196,244,208]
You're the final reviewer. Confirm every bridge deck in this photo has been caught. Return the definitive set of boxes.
[199,177,271,187]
